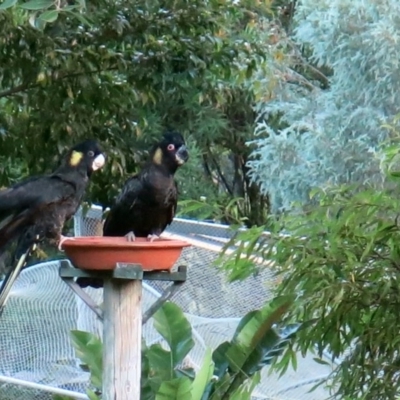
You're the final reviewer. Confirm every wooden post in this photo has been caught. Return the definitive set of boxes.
[59,262,187,399]
[102,274,142,400]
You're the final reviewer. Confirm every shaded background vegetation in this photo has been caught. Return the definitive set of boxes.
[0,0,296,228]
[4,1,400,398]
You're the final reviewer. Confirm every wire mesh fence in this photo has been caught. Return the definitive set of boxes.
[0,205,336,400]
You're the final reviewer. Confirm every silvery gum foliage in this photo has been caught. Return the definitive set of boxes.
[248,0,400,212]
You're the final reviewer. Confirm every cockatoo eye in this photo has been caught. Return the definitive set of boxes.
[167,144,175,151]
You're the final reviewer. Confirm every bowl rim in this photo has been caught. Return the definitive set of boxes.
[61,236,191,249]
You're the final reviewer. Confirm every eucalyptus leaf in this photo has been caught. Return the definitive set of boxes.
[0,0,17,10]
[38,9,58,21]
[19,0,53,10]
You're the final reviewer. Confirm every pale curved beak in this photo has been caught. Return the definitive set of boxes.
[175,145,189,165]
[92,153,106,171]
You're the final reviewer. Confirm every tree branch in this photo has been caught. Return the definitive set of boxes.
[0,83,31,98]
[207,146,233,196]
[0,66,120,99]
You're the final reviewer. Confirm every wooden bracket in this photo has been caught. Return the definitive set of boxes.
[59,260,187,400]
[59,261,187,322]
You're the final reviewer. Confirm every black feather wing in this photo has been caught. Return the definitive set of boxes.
[103,175,144,236]
[103,168,178,238]
[161,179,177,230]
[169,179,178,224]
[0,175,78,251]
[0,176,44,217]
[0,174,85,312]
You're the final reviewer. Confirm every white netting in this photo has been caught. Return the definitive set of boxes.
[0,205,337,400]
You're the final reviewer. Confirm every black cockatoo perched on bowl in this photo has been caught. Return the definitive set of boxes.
[76,130,189,288]
[103,130,189,241]
[0,139,106,312]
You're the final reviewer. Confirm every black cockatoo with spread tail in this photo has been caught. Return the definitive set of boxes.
[0,139,106,312]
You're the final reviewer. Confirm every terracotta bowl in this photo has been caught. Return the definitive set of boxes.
[61,236,191,271]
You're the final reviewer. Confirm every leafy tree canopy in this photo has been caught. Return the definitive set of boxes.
[219,145,400,399]
[248,0,400,213]
[0,0,271,225]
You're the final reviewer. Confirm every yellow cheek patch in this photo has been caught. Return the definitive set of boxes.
[70,150,84,166]
[153,148,163,165]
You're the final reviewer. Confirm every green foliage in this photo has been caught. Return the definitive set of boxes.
[218,169,400,399]
[248,0,400,212]
[53,391,100,400]
[63,299,299,400]
[0,0,272,226]
[177,197,250,226]
[216,223,270,282]
[209,296,298,398]
[152,302,195,368]
[190,348,214,400]
[70,330,102,389]
[155,378,192,400]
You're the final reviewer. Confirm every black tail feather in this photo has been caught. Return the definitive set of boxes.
[0,243,35,315]
[0,230,40,315]
[76,277,104,289]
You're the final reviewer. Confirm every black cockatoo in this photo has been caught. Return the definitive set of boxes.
[76,130,189,288]
[103,130,189,241]
[0,139,106,312]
